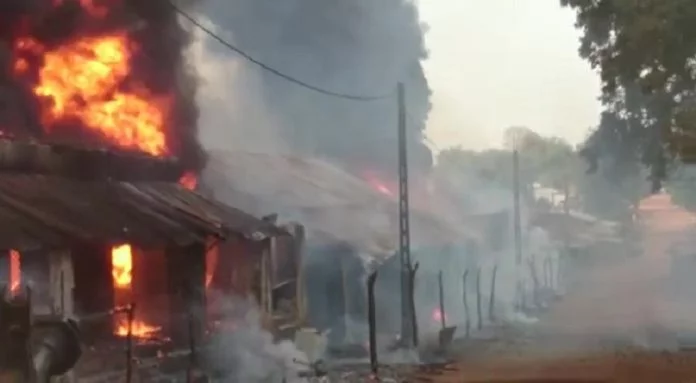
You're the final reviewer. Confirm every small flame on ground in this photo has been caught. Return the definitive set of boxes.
[432,308,447,323]
[9,249,20,294]
[115,318,161,338]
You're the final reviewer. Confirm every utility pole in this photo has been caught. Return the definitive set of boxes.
[397,82,414,346]
[512,143,523,309]
[513,146,522,265]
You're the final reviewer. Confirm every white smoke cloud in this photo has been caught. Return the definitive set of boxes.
[205,294,309,383]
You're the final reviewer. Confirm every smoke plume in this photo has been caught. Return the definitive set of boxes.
[0,0,205,171]
[193,0,433,177]
[206,294,309,382]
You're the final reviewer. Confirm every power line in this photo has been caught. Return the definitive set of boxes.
[168,0,395,101]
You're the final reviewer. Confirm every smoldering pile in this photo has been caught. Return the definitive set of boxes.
[0,0,205,171]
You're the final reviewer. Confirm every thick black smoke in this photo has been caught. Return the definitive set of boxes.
[195,0,432,177]
[0,0,205,172]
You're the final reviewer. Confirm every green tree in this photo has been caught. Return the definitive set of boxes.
[575,158,649,222]
[503,126,581,192]
[561,0,696,187]
[665,164,696,211]
[435,128,580,207]
[434,127,649,221]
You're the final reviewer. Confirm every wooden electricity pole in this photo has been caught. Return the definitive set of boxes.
[512,144,523,309]
[397,82,415,347]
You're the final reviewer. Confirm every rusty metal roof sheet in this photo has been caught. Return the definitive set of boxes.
[204,151,386,208]
[204,151,484,257]
[530,210,621,246]
[0,174,280,251]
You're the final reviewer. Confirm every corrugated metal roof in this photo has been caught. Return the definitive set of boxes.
[0,174,280,251]
[204,152,483,260]
[204,151,386,208]
[531,211,621,246]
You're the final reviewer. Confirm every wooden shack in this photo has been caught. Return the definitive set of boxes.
[0,139,287,380]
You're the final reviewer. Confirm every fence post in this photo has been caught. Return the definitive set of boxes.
[367,271,378,375]
[476,267,482,330]
[488,265,498,323]
[408,262,419,347]
[438,271,446,330]
[462,270,470,337]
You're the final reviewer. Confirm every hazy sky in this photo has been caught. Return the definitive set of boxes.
[418,0,601,151]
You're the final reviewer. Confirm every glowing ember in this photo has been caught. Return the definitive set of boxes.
[363,171,395,197]
[9,249,20,294]
[13,32,169,156]
[111,244,133,287]
[432,308,447,323]
[375,183,392,196]
[179,171,198,190]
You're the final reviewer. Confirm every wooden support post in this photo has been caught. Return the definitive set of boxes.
[49,250,75,318]
[166,243,206,342]
[437,271,446,330]
[260,246,268,314]
[367,271,378,375]
[48,250,75,383]
[341,255,350,343]
[261,240,273,315]
[527,256,540,308]
[126,303,134,383]
[289,224,307,324]
[488,264,498,323]
[548,257,554,289]
[187,306,197,383]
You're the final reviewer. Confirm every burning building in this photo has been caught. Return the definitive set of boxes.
[0,1,301,380]
[0,140,287,380]
[0,0,204,171]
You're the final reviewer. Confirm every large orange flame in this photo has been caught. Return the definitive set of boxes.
[111,243,132,287]
[13,32,170,156]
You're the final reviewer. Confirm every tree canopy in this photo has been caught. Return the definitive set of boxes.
[561,0,696,187]
[433,127,649,222]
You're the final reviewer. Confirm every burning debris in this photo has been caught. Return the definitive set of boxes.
[1,0,205,174]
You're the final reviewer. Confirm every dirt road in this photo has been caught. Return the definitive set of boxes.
[411,351,696,382]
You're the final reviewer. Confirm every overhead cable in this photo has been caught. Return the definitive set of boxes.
[169,0,395,101]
